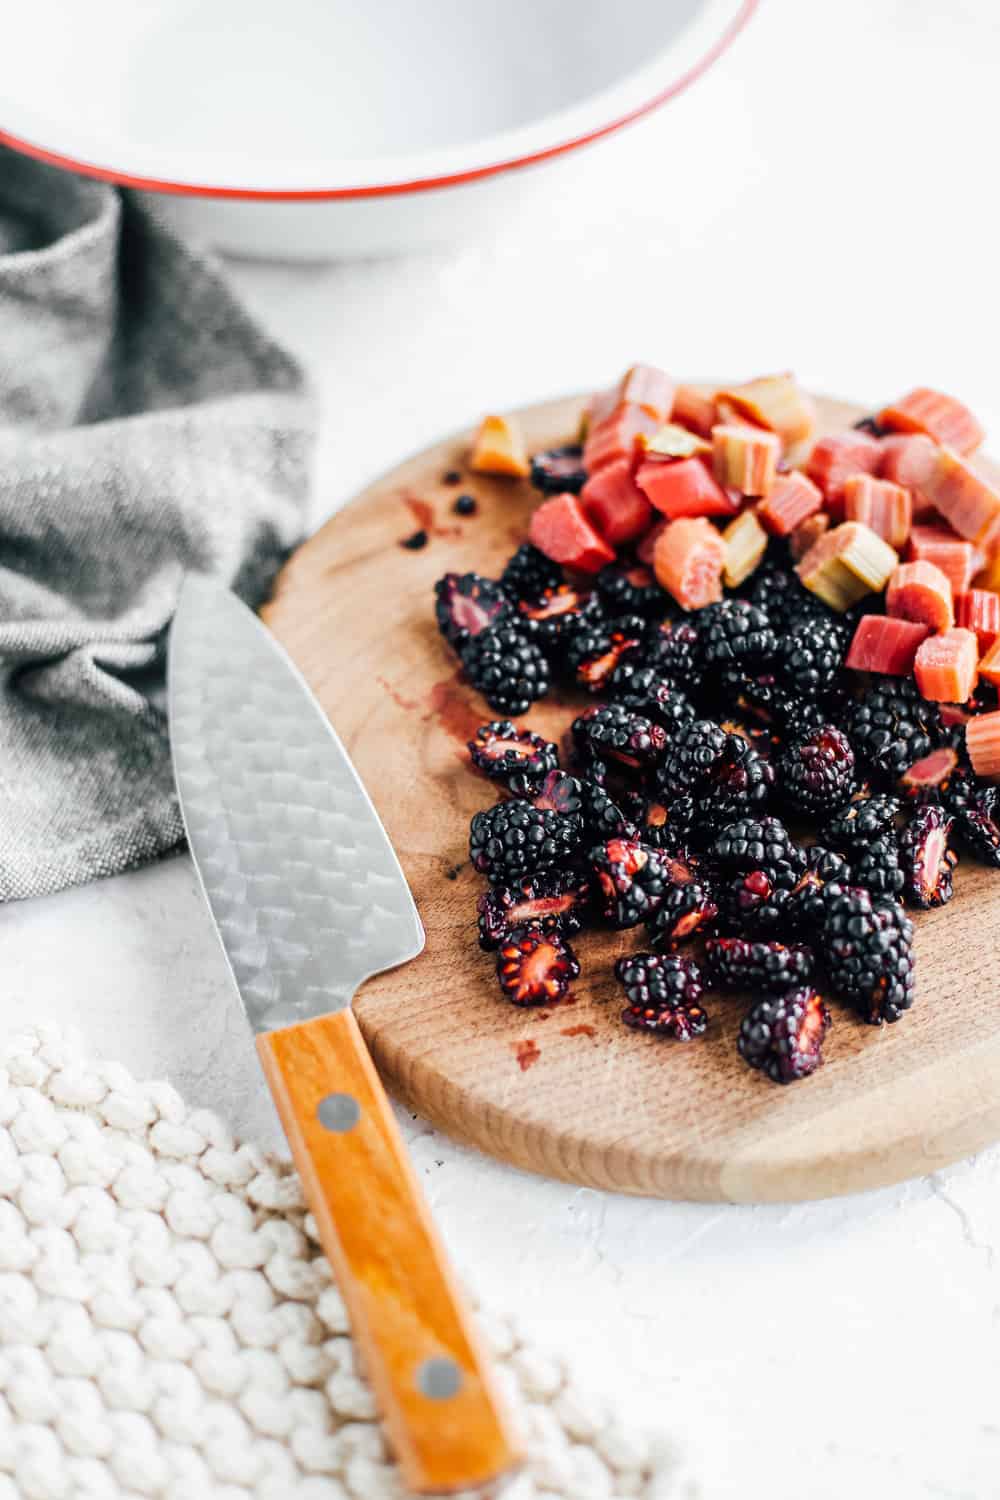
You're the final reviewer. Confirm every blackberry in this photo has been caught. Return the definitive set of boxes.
[631,795,700,851]
[453,494,477,516]
[746,560,828,633]
[615,953,708,1041]
[469,800,582,883]
[851,835,906,902]
[953,785,1000,867]
[496,925,580,1006]
[434,571,511,652]
[697,599,778,671]
[517,584,595,650]
[738,988,832,1083]
[609,666,697,737]
[596,563,668,619]
[476,870,593,950]
[572,703,667,773]
[717,668,825,739]
[467,721,559,788]
[463,625,550,716]
[779,725,856,816]
[524,769,639,842]
[704,938,814,995]
[821,794,901,851]
[530,443,587,495]
[566,614,646,693]
[645,620,703,693]
[590,838,672,928]
[821,886,915,1024]
[709,817,807,884]
[718,870,793,937]
[845,678,940,782]
[500,543,563,602]
[660,719,730,794]
[899,803,957,908]
[693,735,775,830]
[647,881,719,950]
[776,616,847,698]
[784,846,852,934]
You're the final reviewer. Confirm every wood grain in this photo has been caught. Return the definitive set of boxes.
[262,391,1000,1203]
[257,1010,522,1493]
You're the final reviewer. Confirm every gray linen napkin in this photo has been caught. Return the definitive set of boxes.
[0,148,313,900]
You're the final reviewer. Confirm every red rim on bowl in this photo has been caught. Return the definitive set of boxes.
[0,0,757,200]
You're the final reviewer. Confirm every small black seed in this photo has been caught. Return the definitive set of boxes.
[454,494,478,516]
[402,529,428,550]
[442,469,462,484]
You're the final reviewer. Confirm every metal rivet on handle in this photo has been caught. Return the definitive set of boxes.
[416,1356,463,1400]
[317,1092,361,1133]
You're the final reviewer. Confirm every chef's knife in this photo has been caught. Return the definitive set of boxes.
[168,577,521,1494]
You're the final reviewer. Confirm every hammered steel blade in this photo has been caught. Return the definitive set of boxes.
[167,576,425,1034]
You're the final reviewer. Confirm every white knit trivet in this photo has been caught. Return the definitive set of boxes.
[0,1026,682,1500]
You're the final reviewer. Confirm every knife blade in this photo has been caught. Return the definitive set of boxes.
[168,576,521,1494]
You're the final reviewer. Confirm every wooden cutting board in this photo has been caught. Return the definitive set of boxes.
[262,391,1000,1203]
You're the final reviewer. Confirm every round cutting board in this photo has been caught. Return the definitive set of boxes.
[263,391,1000,1202]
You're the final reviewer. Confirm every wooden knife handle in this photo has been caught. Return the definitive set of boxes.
[256,1009,522,1494]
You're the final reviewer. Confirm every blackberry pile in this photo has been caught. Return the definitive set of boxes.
[434,453,1000,1087]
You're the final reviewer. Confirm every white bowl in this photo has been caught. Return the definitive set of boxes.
[0,0,755,259]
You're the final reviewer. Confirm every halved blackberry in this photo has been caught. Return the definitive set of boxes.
[697,599,778,671]
[784,846,852,934]
[524,768,639,841]
[709,817,807,884]
[496,925,580,1006]
[434,571,511,652]
[469,800,582,883]
[821,794,901,851]
[821,886,915,1024]
[718,870,793,937]
[776,616,847,699]
[779,725,855,816]
[953,785,1000,866]
[500,543,563,602]
[530,443,587,495]
[738,988,832,1083]
[692,736,775,830]
[477,870,593,950]
[851,835,906,902]
[630,795,700,851]
[517,584,595,651]
[716,668,826,741]
[900,745,962,803]
[647,881,719,950]
[609,665,696,736]
[596,563,668,619]
[645,620,703,693]
[572,703,668,773]
[615,953,708,1041]
[566,614,646,693]
[463,625,550,716]
[590,838,672,928]
[899,803,957,908]
[845,678,940,783]
[467,721,559,788]
[704,938,814,995]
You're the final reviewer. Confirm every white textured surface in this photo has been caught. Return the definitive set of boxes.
[5,2,1000,1496]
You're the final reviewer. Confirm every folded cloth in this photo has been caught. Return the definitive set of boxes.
[0,148,313,901]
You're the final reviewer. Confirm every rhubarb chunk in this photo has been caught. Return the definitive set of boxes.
[806,431,882,517]
[789,511,829,562]
[907,524,979,595]
[758,470,823,537]
[722,508,769,587]
[653,517,726,610]
[716,373,817,460]
[529,493,616,573]
[796,522,898,611]
[636,517,669,566]
[977,637,1000,688]
[845,615,931,675]
[636,456,738,520]
[886,559,954,631]
[843,475,912,550]
[641,423,711,459]
[711,423,780,497]
[580,458,653,546]
[470,413,530,477]
[583,402,659,473]
[955,589,1000,650]
[672,385,717,439]
[967,710,1000,777]
[916,446,1000,548]
[914,628,979,704]
[877,388,984,455]
[617,364,675,421]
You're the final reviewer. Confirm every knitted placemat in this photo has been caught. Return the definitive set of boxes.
[0,1026,682,1500]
